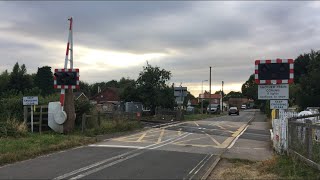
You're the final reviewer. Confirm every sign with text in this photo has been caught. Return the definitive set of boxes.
[23,96,38,106]
[258,84,289,100]
[174,87,187,97]
[270,100,288,109]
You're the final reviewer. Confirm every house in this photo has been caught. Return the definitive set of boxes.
[90,88,122,112]
[73,92,89,101]
[228,98,252,109]
[198,91,222,104]
[90,88,121,104]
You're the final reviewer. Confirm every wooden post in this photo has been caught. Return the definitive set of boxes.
[306,120,313,159]
[97,111,101,127]
[39,106,43,134]
[82,113,86,133]
[23,106,28,124]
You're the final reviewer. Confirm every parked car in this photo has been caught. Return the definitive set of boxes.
[207,104,221,114]
[229,107,239,115]
[241,104,247,109]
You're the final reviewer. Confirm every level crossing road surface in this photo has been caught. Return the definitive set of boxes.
[0,111,255,179]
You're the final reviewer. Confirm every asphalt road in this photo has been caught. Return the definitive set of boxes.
[0,111,255,179]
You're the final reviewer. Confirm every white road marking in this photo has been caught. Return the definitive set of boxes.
[54,132,189,180]
[88,145,144,149]
[70,133,191,180]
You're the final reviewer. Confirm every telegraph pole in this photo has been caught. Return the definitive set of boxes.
[209,66,212,114]
[222,81,224,112]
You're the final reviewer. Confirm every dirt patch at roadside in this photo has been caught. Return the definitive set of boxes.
[208,158,278,180]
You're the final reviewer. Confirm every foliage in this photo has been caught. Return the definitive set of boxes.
[293,49,320,110]
[0,119,28,138]
[0,70,9,94]
[223,91,244,101]
[34,66,54,96]
[7,62,33,93]
[135,62,172,114]
[241,74,258,101]
[261,155,320,179]
[74,99,93,126]
[84,120,142,137]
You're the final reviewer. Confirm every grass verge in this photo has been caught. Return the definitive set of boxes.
[0,120,142,166]
[209,155,320,179]
[0,133,96,166]
[83,120,142,137]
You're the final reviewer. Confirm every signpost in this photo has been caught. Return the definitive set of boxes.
[258,84,289,100]
[270,100,288,109]
[23,96,38,132]
[255,58,294,113]
[174,87,187,105]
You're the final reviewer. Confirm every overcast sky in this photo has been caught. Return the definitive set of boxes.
[0,1,319,96]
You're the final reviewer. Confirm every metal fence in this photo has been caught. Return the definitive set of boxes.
[288,114,320,170]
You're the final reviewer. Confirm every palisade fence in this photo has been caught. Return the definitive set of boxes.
[287,114,320,170]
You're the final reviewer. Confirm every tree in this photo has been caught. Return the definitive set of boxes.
[34,66,54,96]
[78,81,91,97]
[136,62,172,114]
[223,91,243,101]
[0,70,9,95]
[8,62,33,93]
[241,74,258,101]
[295,50,320,109]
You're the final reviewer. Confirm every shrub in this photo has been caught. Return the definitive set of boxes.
[0,119,28,138]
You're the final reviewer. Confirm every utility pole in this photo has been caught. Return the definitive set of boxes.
[222,81,224,112]
[209,66,212,114]
[201,80,208,114]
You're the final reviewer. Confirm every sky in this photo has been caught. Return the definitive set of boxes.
[0,1,320,97]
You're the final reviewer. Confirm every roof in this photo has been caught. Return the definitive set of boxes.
[199,92,221,99]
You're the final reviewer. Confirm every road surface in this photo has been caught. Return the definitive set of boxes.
[0,111,255,179]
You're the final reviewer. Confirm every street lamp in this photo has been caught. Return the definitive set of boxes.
[201,80,208,114]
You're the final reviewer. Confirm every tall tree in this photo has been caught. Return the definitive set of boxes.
[0,70,9,95]
[136,62,172,114]
[34,66,54,96]
[241,74,258,101]
[8,62,33,93]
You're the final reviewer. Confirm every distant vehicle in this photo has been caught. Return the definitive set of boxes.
[229,107,239,115]
[207,104,221,114]
[241,104,247,109]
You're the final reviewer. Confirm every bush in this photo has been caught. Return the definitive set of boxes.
[0,119,28,138]
[75,99,93,126]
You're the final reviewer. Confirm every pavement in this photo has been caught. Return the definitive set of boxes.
[222,111,274,161]
[0,111,261,179]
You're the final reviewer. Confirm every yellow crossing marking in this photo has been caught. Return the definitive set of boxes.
[205,133,221,146]
[137,132,147,142]
[194,122,200,127]
[220,124,246,148]
[156,129,165,144]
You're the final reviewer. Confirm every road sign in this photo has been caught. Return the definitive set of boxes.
[174,87,187,97]
[270,100,288,109]
[23,96,38,106]
[258,84,289,100]
[255,59,294,84]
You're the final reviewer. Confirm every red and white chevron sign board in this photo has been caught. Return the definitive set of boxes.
[255,59,294,84]
[53,68,80,89]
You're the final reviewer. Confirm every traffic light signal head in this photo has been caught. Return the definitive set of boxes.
[54,69,79,89]
[255,59,294,84]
